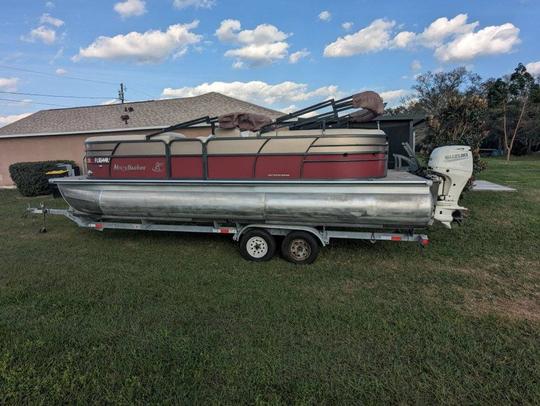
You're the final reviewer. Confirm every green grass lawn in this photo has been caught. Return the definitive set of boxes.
[1,157,539,404]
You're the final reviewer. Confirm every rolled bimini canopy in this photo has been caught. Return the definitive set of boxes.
[350,91,385,123]
[218,112,273,132]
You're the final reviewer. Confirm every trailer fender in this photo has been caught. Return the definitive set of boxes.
[234,224,327,246]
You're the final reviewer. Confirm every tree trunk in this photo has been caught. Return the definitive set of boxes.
[502,103,510,160]
[506,98,528,162]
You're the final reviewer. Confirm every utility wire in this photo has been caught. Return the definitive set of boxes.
[0,90,114,100]
[0,64,158,100]
[0,97,68,108]
[0,64,117,85]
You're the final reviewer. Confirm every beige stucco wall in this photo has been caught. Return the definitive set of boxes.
[0,127,213,186]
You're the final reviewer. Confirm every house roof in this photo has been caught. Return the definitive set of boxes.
[0,92,283,138]
[375,114,426,127]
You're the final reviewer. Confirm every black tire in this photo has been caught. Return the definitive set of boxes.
[281,231,320,265]
[239,229,276,262]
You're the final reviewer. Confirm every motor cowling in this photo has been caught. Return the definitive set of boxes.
[427,146,473,228]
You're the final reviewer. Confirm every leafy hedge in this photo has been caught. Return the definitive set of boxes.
[9,160,79,197]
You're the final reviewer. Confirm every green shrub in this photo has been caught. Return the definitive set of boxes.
[9,160,78,197]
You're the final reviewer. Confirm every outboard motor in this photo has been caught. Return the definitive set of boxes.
[427,146,473,228]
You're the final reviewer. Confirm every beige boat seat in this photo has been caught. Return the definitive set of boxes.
[86,132,187,144]
[153,132,186,143]
[214,128,241,137]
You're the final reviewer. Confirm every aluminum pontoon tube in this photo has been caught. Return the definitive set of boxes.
[52,171,435,228]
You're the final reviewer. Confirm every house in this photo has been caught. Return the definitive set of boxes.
[0,92,282,186]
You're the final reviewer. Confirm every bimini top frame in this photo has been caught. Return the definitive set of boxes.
[146,115,218,139]
[259,91,384,134]
[146,90,385,139]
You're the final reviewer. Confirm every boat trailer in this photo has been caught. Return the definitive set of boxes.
[27,204,429,264]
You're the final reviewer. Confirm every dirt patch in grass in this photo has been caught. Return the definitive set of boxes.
[452,265,540,322]
[462,292,540,322]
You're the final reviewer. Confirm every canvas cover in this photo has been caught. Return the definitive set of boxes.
[350,91,385,123]
[218,112,273,132]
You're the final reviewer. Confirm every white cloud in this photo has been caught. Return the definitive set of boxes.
[281,105,297,114]
[215,19,241,42]
[55,68,67,75]
[216,20,288,45]
[324,19,395,57]
[279,105,318,117]
[74,21,202,63]
[40,13,64,27]
[236,25,288,45]
[318,11,331,22]
[434,23,520,62]
[224,43,289,66]
[101,99,121,105]
[0,77,19,91]
[288,49,310,64]
[342,22,354,31]
[526,61,540,77]
[114,0,146,18]
[379,89,408,103]
[410,59,421,71]
[173,0,215,9]
[232,61,244,69]
[0,113,32,127]
[392,31,415,48]
[22,12,64,46]
[325,14,521,63]
[416,14,478,47]
[216,20,290,67]
[161,80,341,106]
[22,25,57,45]
[45,1,55,8]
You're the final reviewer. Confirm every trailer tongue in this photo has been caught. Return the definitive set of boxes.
[26,91,473,264]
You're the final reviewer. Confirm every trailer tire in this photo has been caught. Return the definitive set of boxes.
[281,231,320,265]
[239,229,276,262]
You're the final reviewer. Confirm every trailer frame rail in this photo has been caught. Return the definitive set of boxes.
[27,206,429,245]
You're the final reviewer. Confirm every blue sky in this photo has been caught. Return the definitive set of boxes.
[1,0,539,126]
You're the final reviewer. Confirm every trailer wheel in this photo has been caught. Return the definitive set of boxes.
[239,229,276,262]
[281,231,320,265]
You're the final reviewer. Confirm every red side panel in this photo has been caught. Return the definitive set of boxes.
[86,151,387,180]
[303,153,387,179]
[255,155,303,179]
[110,157,167,179]
[171,156,204,179]
[207,156,256,179]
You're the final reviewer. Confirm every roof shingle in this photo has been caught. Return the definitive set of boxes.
[0,92,282,137]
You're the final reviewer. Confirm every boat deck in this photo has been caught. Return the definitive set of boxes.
[52,170,430,185]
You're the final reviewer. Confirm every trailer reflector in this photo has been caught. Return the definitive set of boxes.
[391,236,402,241]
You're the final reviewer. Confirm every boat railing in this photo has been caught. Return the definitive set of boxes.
[144,91,385,140]
[85,132,389,181]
